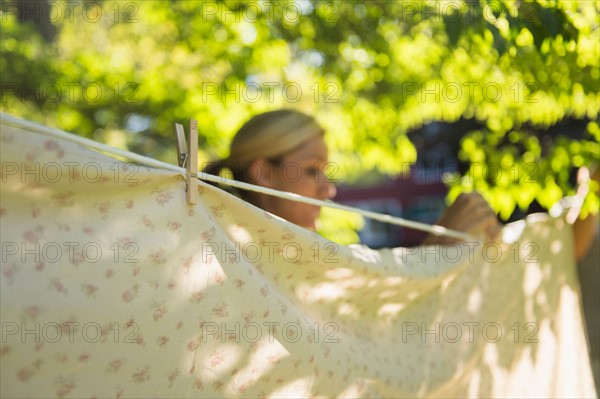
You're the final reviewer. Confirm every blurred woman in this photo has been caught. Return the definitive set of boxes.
[203,108,503,245]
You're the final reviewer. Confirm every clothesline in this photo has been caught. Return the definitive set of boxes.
[1,112,476,241]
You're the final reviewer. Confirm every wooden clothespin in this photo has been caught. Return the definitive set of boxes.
[175,119,199,204]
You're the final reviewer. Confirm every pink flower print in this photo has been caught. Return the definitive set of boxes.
[122,290,135,303]
[17,367,33,382]
[237,381,252,393]
[189,291,203,303]
[242,312,254,323]
[96,201,111,219]
[167,369,179,387]
[107,359,124,373]
[234,278,245,290]
[125,199,134,209]
[2,264,16,285]
[213,272,224,285]
[44,140,59,151]
[281,230,295,241]
[25,150,39,162]
[194,378,204,391]
[56,380,74,398]
[81,284,97,298]
[187,339,199,352]
[157,336,169,348]
[148,249,166,265]
[136,334,145,346]
[181,257,193,273]
[59,318,79,335]
[176,321,183,330]
[82,226,94,234]
[125,318,136,329]
[260,286,269,297]
[210,350,225,367]
[152,304,167,321]
[0,346,10,357]
[99,324,112,341]
[0,207,5,217]
[71,251,84,266]
[79,353,90,363]
[168,221,182,232]
[50,278,67,295]
[212,303,228,318]
[35,262,44,271]
[68,167,82,182]
[105,269,113,278]
[31,208,40,218]
[213,380,224,391]
[44,140,64,158]
[210,205,224,217]
[155,191,174,206]
[117,237,134,245]
[131,366,150,383]
[23,229,40,243]
[267,354,280,365]
[141,215,155,230]
[52,192,75,208]
[200,230,213,241]
[293,359,302,370]
[285,327,297,341]
[167,280,177,290]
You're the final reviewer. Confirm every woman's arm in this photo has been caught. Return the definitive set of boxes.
[572,167,599,262]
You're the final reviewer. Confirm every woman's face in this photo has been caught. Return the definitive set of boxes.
[259,136,337,230]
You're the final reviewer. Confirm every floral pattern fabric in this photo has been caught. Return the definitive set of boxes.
[0,119,596,398]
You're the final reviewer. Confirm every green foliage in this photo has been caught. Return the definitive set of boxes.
[1,0,598,243]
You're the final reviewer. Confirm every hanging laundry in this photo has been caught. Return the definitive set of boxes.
[0,116,596,398]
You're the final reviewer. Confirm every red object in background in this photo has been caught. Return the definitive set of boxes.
[334,166,450,248]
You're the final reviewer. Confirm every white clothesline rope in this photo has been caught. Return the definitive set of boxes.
[1,113,476,241]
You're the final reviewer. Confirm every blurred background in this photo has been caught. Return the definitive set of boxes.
[1,0,598,243]
[1,0,599,388]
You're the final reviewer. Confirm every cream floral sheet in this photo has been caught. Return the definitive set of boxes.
[0,117,596,398]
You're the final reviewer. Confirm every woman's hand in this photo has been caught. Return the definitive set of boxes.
[422,191,501,245]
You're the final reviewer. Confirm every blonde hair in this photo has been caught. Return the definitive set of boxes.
[204,109,324,184]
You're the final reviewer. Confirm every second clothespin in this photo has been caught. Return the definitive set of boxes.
[175,119,199,204]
